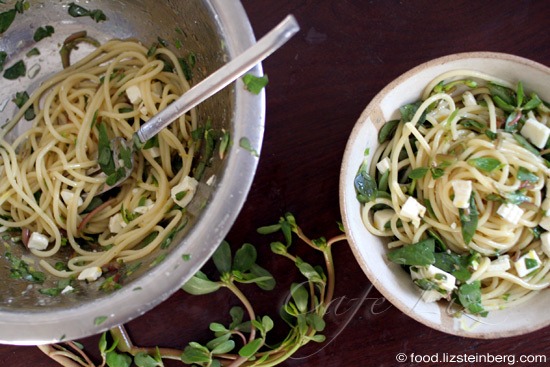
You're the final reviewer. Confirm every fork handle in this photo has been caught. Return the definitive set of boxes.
[133,14,300,147]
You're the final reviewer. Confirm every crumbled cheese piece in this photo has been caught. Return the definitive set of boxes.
[513,249,541,277]
[410,265,456,303]
[451,180,472,209]
[61,189,83,207]
[61,285,74,294]
[133,199,154,214]
[540,232,550,258]
[462,91,477,106]
[373,209,395,231]
[28,232,49,250]
[450,222,457,229]
[78,267,102,282]
[148,147,161,158]
[376,157,391,174]
[496,202,524,225]
[206,175,216,186]
[109,213,127,233]
[126,85,142,104]
[400,197,426,227]
[171,176,199,208]
[487,255,511,272]
[520,117,550,149]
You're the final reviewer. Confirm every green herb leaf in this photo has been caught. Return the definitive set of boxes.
[399,102,421,123]
[3,59,25,79]
[378,119,400,143]
[33,25,54,42]
[181,343,211,364]
[387,238,435,266]
[0,51,7,71]
[134,351,162,367]
[249,263,276,290]
[67,3,107,22]
[488,83,515,106]
[182,271,221,295]
[211,340,235,355]
[0,8,16,33]
[233,243,257,272]
[513,133,540,156]
[457,280,485,315]
[105,350,132,367]
[239,137,259,157]
[517,167,538,183]
[238,338,263,358]
[408,167,429,179]
[354,161,377,203]
[433,252,472,282]
[242,74,268,95]
[467,157,503,172]
[459,193,478,245]
[212,241,232,274]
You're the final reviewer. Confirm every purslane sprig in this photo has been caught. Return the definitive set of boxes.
[38,213,347,367]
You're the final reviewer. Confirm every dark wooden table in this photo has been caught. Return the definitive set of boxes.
[2,0,550,366]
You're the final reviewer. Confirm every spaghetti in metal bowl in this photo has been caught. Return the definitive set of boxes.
[0,39,204,283]
[355,70,550,316]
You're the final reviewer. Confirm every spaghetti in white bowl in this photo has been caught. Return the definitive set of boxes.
[340,52,550,338]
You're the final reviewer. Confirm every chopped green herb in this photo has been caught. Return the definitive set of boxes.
[239,137,259,157]
[387,238,435,266]
[354,161,377,203]
[67,3,107,22]
[0,8,16,33]
[242,74,269,95]
[0,51,6,71]
[33,25,54,42]
[378,119,400,144]
[3,59,25,79]
[12,91,35,120]
[457,280,486,315]
[94,316,108,326]
[25,47,40,57]
[467,157,503,173]
[458,193,478,245]
[408,167,429,180]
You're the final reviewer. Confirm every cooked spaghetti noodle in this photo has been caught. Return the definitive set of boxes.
[357,70,550,313]
[0,39,200,280]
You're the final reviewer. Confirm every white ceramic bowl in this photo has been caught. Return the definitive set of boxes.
[339,52,550,338]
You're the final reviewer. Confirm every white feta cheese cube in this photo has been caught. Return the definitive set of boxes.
[171,176,199,208]
[520,117,550,149]
[61,285,74,294]
[133,199,154,214]
[487,255,511,272]
[28,232,49,250]
[513,249,541,277]
[376,157,391,174]
[462,91,477,106]
[126,85,142,104]
[77,266,102,282]
[373,209,395,231]
[496,202,524,225]
[109,213,127,233]
[410,265,456,302]
[61,189,83,207]
[540,232,550,258]
[400,197,426,227]
[451,180,472,209]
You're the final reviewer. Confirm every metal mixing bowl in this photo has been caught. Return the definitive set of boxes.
[0,0,264,344]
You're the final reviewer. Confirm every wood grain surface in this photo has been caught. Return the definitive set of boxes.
[1,0,549,366]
